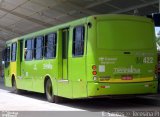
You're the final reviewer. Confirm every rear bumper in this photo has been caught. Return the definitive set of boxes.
[87,81,158,97]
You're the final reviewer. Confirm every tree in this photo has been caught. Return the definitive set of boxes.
[156,36,160,51]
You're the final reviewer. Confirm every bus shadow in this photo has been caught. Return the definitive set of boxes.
[11,90,160,111]
[11,91,47,102]
[62,96,160,111]
[0,79,46,102]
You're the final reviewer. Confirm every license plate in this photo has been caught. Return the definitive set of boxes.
[121,75,133,80]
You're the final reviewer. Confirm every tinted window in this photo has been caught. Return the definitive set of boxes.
[72,26,85,56]
[4,47,10,68]
[62,29,69,59]
[20,40,23,62]
[25,39,34,60]
[11,43,17,61]
[35,36,43,59]
[6,47,10,62]
[44,33,57,59]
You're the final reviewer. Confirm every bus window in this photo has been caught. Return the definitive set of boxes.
[62,29,69,59]
[44,33,57,59]
[25,39,34,60]
[11,43,17,62]
[6,47,10,62]
[62,28,69,80]
[4,47,10,68]
[72,26,85,57]
[20,40,23,62]
[35,36,44,60]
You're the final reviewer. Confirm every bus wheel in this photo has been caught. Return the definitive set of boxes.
[12,79,20,94]
[45,79,55,103]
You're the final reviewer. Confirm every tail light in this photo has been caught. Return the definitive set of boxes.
[92,65,97,70]
[92,71,97,75]
[92,65,97,81]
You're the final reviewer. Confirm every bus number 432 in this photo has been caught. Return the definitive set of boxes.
[143,57,153,64]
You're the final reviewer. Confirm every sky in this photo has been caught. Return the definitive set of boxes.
[155,27,160,37]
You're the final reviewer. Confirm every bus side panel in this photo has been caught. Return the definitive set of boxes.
[31,59,58,93]
[86,17,97,83]
[70,57,87,98]
[57,82,72,98]
[19,61,33,91]
[4,73,12,87]
[10,62,17,77]
[4,63,12,87]
[32,60,44,93]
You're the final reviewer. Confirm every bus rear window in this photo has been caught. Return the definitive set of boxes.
[97,20,155,50]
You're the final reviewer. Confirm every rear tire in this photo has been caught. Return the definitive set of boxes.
[45,79,55,103]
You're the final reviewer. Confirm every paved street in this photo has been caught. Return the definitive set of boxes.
[0,78,160,112]
[0,78,83,111]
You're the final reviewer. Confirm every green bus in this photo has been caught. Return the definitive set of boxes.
[3,14,158,102]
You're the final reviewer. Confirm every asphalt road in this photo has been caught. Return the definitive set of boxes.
[0,78,160,113]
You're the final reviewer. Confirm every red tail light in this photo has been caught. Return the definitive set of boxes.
[92,71,97,75]
[92,65,96,70]
[92,65,97,79]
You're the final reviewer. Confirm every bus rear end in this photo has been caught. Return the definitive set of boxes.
[87,15,158,97]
